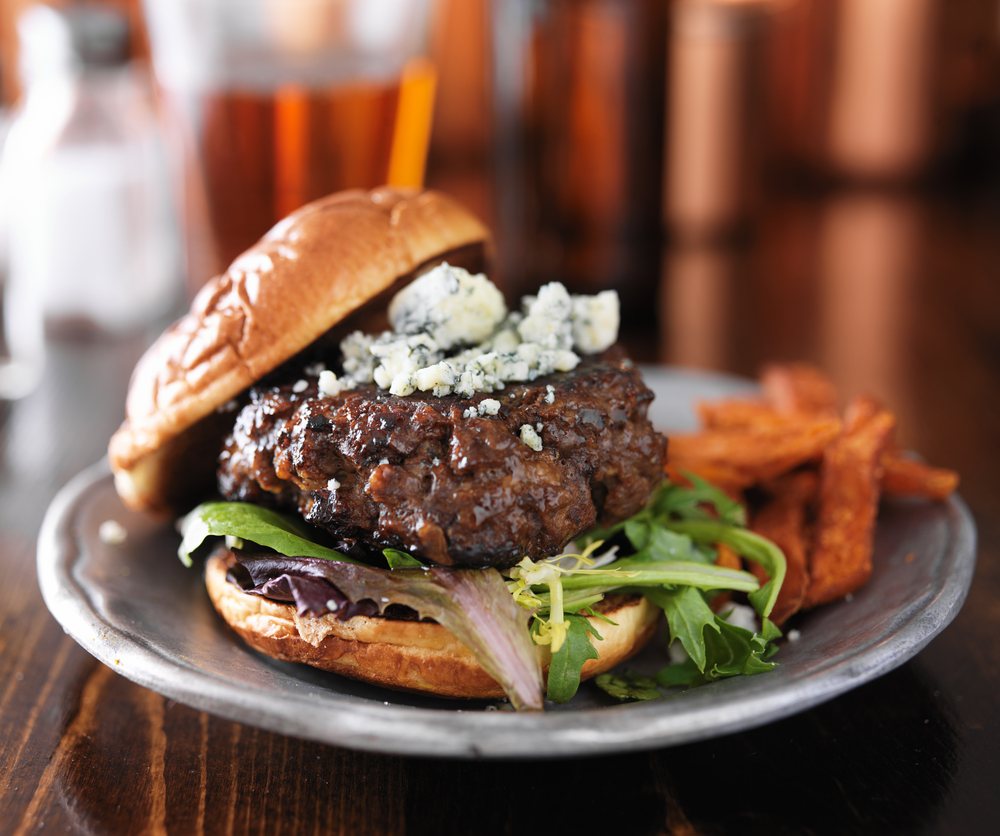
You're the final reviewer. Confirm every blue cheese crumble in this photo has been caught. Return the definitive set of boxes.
[464,398,502,419]
[572,290,620,355]
[318,370,345,398]
[322,264,620,399]
[518,283,574,350]
[519,424,543,451]
[388,262,507,350]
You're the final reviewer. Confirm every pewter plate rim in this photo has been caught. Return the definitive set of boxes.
[36,367,977,758]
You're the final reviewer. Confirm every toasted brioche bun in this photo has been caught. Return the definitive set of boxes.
[109,187,492,514]
[205,552,660,701]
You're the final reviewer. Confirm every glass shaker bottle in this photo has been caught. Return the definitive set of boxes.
[0,3,179,398]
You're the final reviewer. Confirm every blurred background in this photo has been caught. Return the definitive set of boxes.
[1,0,999,473]
[1,8,999,828]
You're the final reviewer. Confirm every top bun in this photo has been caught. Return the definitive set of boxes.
[109,187,492,513]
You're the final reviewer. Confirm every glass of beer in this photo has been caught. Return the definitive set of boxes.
[142,0,437,293]
[491,0,668,333]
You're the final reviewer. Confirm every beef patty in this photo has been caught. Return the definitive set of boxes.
[217,347,668,569]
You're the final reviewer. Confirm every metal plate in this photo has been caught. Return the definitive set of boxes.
[36,367,977,758]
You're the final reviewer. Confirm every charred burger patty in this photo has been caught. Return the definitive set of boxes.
[218,349,667,570]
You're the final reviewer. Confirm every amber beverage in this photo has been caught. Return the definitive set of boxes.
[143,0,438,294]
[492,0,667,329]
[165,60,435,289]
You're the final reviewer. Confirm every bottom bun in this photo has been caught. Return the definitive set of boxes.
[205,551,661,700]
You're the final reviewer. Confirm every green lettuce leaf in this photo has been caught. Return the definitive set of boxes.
[383,549,424,569]
[178,502,356,567]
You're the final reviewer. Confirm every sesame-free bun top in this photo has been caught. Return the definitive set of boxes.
[109,187,492,513]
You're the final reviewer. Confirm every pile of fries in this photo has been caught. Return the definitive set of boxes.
[665,363,960,625]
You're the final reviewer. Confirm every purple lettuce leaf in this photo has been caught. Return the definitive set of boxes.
[227,559,380,620]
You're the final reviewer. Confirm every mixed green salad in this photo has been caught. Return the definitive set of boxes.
[180,476,786,711]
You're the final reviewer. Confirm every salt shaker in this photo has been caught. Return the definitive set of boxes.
[0,3,179,397]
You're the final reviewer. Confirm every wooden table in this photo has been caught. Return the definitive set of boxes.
[1,187,997,833]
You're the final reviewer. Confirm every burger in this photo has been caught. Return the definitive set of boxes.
[109,187,780,711]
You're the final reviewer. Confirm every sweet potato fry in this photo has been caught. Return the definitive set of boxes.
[750,471,818,625]
[843,393,883,433]
[842,398,959,500]
[803,399,896,609]
[881,450,959,501]
[697,398,789,430]
[668,417,841,490]
[664,462,749,493]
[715,543,742,572]
[669,363,960,620]
[711,544,743,611]
[761,363,839,417]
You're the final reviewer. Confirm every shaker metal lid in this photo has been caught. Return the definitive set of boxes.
[17,3,129,81]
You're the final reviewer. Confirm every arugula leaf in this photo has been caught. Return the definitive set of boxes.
[586,475,747,548]
[623,518,652,550]
[662,522,786,619]
[655,659,703,689]
[579,605,618,627]
[594,671,661,702]
[177,502,356,567]
[701,618,777,679]
[650,615,781,690]
[641,582,781,684]
[653,472,746,526]
[758,617,782,644]
[641,527,715,565]
[560,591,612,614]
[642,585,717,671]
[545,614,602,704]
[556,559,759,594]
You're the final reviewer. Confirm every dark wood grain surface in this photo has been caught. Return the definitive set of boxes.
[1,188,998,834]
